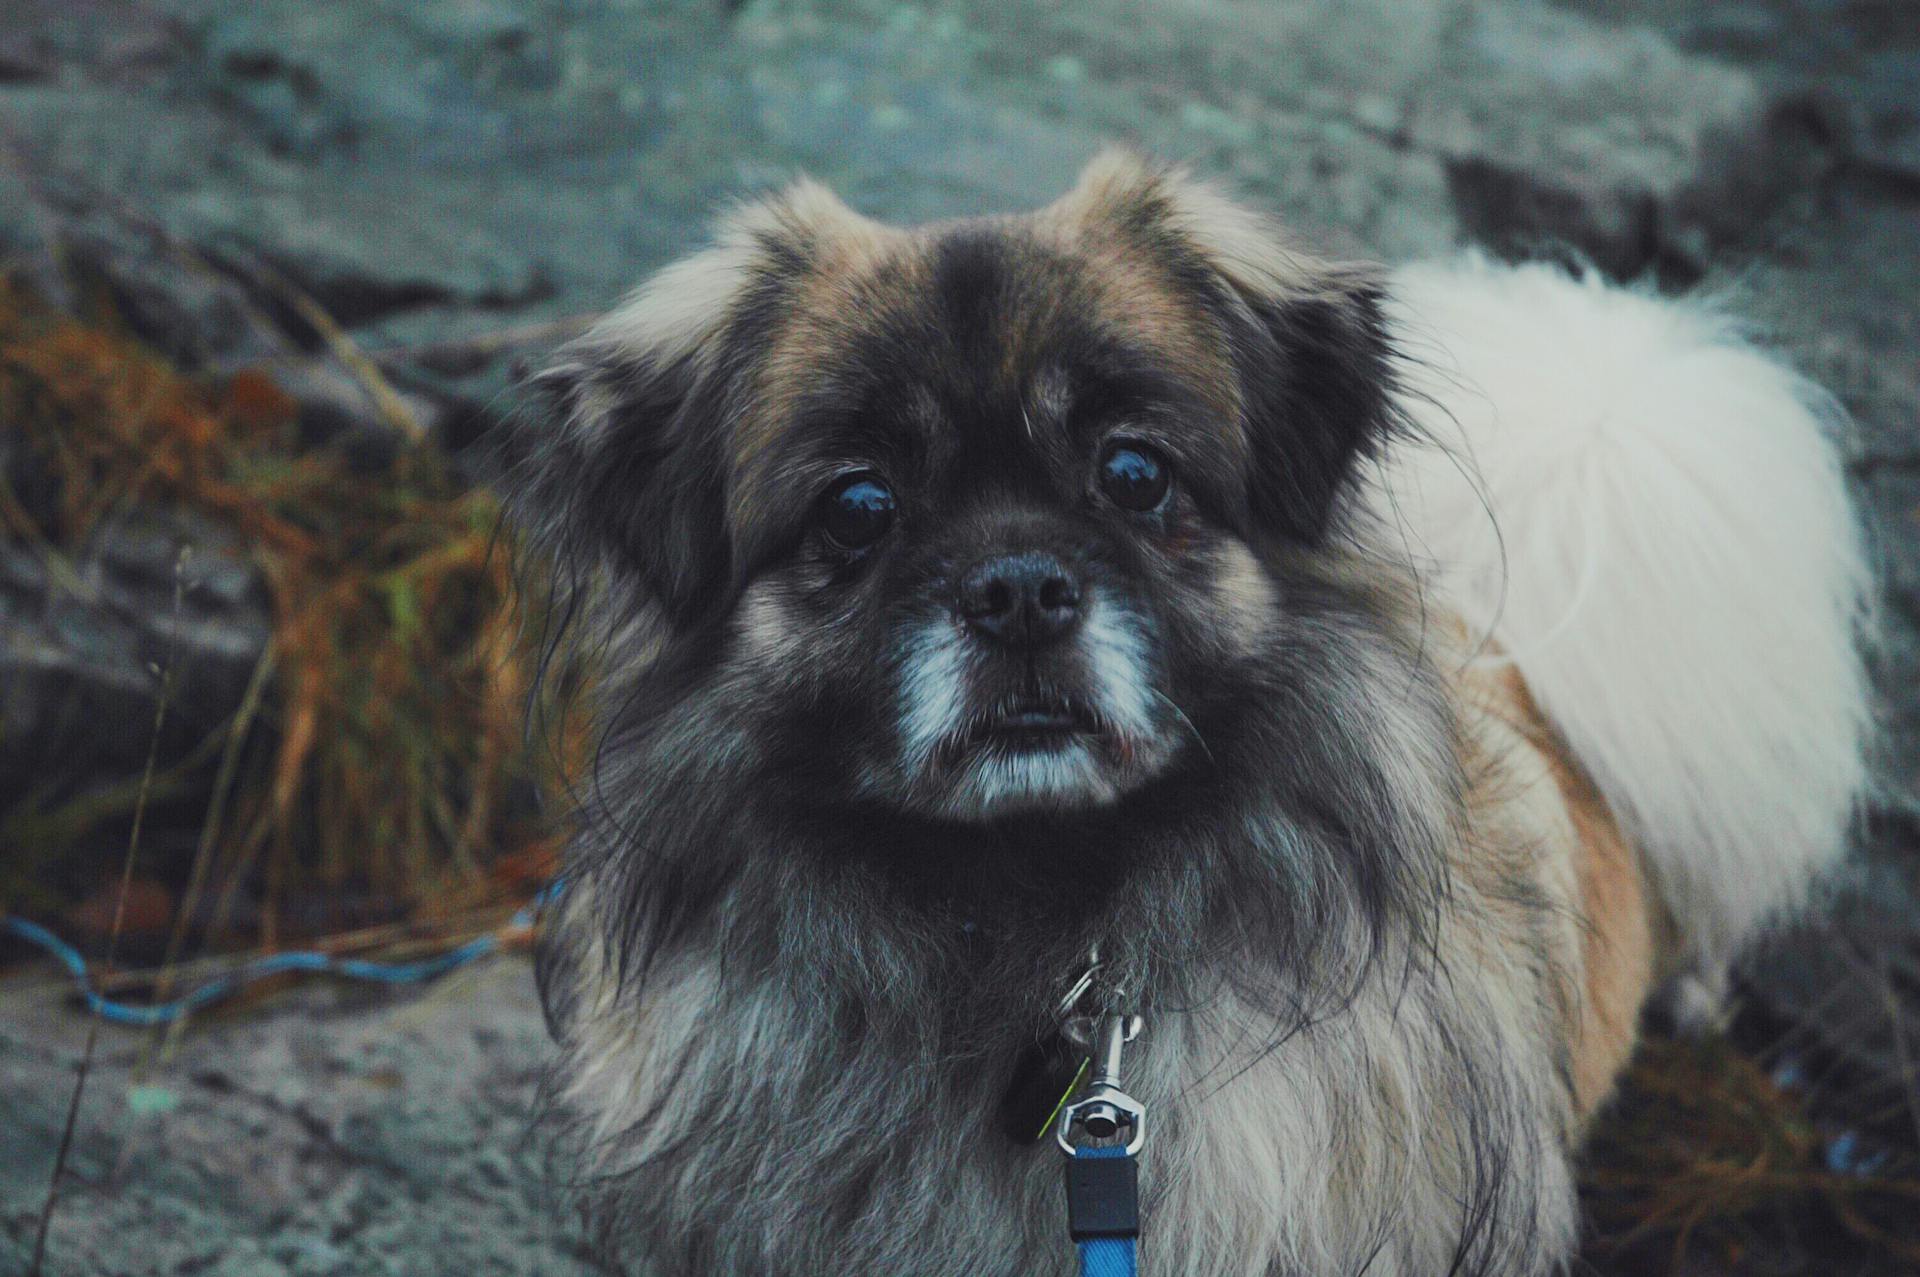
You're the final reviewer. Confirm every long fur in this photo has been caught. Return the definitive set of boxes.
[506,154,1872,1277]
[1371,256,1873,978]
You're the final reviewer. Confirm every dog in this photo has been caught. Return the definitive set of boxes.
[505,151,1871,1275]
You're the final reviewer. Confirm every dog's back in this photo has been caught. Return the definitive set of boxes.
[1375,256,1872,994]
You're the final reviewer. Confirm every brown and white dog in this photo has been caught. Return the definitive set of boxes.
[506,151,1870,1275]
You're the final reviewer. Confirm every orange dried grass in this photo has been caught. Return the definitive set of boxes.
[0,277,583,940]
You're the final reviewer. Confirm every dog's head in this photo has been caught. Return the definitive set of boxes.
[518,152,1398,825]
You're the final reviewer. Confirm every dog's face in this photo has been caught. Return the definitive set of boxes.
[524,153,1396,825]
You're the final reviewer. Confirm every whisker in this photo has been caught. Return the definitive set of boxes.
[1150,688,1215,768]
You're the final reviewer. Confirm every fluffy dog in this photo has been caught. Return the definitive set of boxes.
[506,152,1870,1275]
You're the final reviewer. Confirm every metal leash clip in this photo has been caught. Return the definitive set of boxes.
[1056,1011,1147,1156]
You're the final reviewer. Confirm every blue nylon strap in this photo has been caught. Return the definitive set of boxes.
[1078,1237,1136,1277]
[1073,1146,1138,1277]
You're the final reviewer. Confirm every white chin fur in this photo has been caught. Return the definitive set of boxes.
[942,741,1121,819]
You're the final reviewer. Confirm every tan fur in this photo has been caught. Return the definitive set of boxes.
[1048,149,1379,398]
[1559,748,1662,1119]
[735,185,912,521]
[1210,538,1279,654]
[1038,169,1242,425]
[1456,649,1668,1127]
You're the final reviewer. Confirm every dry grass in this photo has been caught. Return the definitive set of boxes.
[1581,1030,1920,1274]
[0,276,583,945]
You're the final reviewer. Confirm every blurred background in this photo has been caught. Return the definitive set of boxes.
[1,1,1917,1273]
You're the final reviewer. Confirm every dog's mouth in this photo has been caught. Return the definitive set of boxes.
[946,691,1106,761]
[907,670,1170,817]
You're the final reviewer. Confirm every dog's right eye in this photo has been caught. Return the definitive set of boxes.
[819,473,897,551]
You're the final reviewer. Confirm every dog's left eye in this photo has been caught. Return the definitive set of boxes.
[819,473,897,550]
[1099,441,1171,512]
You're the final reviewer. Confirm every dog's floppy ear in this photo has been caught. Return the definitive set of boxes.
[508,179,896,627]
[517,342,731,626]
[507,200,800,628]
[1067,152,1399,543]
[1168,177,1398,544]
[1218,263,1398,545]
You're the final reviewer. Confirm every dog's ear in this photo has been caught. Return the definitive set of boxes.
[507,200,795,628]
[517,341,733,626]
[1064,152,1399,543]
[1216,265,1397,545]
[508,179,895,627]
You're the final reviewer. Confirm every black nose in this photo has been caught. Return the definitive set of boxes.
[958,553,1083,648]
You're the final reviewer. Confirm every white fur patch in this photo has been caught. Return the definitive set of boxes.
[1370,255,1873,973]
[954,741,1116,812]
[1081,592,1157,740]
[896,617,971,777]
[894,590,1163,814]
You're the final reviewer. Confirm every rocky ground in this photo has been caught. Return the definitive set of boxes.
[1,957,598,1277]
[2,0,1917,1274]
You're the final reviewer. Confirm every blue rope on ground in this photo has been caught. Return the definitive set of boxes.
[1,888,554,1027]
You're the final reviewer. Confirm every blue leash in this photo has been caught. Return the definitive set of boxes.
[1058,1010,1147,1276]
[1072,1145,1139,1277]
[2,888,554,1027]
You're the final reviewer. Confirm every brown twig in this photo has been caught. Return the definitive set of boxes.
[240,257,426,440]
[0,132,423,440]
[29,547,189,1276]
[140,644,278,1072]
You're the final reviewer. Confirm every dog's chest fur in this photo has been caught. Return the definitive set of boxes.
[543,626,1648,1277]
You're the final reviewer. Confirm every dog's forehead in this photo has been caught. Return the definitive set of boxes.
[730,208,1244,521]
[778,214,1232,410]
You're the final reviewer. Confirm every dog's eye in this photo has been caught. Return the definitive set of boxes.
[1098,441,1171,512]
[819,473,897,550]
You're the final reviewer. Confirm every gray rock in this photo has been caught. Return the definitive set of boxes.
[0,0,1821,377]
[1560,0,1920,189]
[0,958,599,1277]
[0,506,269,803]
